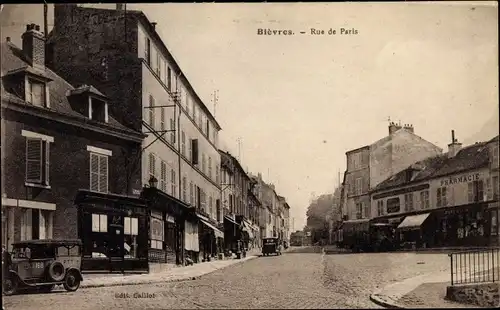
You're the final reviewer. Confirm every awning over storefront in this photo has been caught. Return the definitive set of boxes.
[224,215,239,226]
[200,219,224,239]
[241,221,254,239]
[397,213,430,230]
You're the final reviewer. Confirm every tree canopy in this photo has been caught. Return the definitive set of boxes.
[305,186,342,244]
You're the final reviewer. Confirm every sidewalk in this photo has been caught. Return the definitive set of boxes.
[81,255,258,289]
[370,270,488,308]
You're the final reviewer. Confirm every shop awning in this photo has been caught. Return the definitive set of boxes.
[341,219,370,232]
[397,213,430,230]
[241,221,254,239]
[200,219,224,239]
[224,215,239,226]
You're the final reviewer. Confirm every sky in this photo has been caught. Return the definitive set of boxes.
[1,2,498,231]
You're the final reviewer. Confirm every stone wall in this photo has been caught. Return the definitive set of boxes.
[446,282,500,307]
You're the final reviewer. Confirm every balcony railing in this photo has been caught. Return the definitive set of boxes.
[449,247,500,285]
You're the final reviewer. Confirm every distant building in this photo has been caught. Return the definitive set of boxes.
[370,131,499,247]
[342,122,443,222]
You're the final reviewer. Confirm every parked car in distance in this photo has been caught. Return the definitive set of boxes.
[2,239,83,296]
[262,238,282,256]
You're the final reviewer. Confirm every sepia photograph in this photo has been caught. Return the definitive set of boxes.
[1,2,498,309]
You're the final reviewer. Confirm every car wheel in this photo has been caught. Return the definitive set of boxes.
[48,262,66,282]
[63,270,81,292]
[3,275,18,296]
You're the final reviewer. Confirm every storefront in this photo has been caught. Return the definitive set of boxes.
[196,213,224,261]
[141,187,195,266]
[223,215,240,253]
[75,189,149,273]
[488,201,499,246]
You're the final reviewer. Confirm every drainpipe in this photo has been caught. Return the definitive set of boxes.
[176,72,183,264]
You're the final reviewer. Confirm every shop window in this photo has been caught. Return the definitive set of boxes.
[387,197,401,213]
[91,214,108,233]
[150,216,164,250]
[20,208,33,241]
[124,217,138,258]
[491,210,498,236]
[437,187,447,207]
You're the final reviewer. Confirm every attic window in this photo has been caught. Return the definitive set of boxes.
[89,97,108,123]
[27,78,47,107]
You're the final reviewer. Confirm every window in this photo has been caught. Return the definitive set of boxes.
[208,157,212,179]
[404,193,414,212]
[160,161,167,193]
[145,37,151,65]
[215,163,220,184]
[149,153,156,182]
[167,67,172,90]
[158,56,164,82]
[202,153,206,173]
[25,138,50,185]
[91,214,108,233]
[170,118,176,144]
[493,145,499,167]
[377,200,384,216]
[160,107,165,131]
[356,203,363,219]
[209,196,213,219]
[212,130,217,145]
[206,119,210,137]
[491,209,499,236]
[151,47,157,74]
[27,79,46,107]
[493,176,499,200]
[181,131,186,156]
[182,176,187,202]
[468,180,484,202]
[124,217,138,236]
[355,178,362,196]
[170,169,176,197]
[150,216,164,250]
[156,52,161,76]
[193,105,197,124]
[200,189,206,212]
[387,197,401,213]
[186,95,190,115]
[20,209,32,241]
[90,153,108,193]
[187,137,192,162]
[191,139,199,165]
[189,182,194,206]
[148,95,155,128]
[420,190,430,209]
[363,203,369,218]
[198,111,203,129]
[437,187,447,207]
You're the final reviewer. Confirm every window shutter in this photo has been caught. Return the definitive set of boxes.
[90,153,99,191]
[45,142,50,185]
[191,139,199,164]
[26,138,42,183]
[124,216,131,235]
[98,155,108,193]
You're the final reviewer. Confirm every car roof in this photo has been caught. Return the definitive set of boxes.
[12,239,82,247]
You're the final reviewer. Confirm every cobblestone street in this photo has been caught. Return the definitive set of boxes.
[3,248,451,309]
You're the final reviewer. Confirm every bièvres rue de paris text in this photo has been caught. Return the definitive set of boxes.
[257,27,359,35]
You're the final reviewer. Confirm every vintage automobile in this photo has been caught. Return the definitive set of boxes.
[262,237,282,256]
[2,239,83,296]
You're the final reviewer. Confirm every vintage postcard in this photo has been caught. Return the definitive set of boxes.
[1,2,498,309]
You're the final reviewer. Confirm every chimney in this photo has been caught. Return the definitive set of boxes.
[22,24,46,69]
[388,121,402,135]
[6,37,11,42]
[448,130,462,158]
[151,22,157,30]
[403,123,414,133]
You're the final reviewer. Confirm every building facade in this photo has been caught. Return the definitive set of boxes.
[370,132,500,247]
[1,25,149,271]
[343,123,443,222]
[47,4,223,265]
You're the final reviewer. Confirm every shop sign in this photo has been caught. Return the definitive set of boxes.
[440,173,481,187]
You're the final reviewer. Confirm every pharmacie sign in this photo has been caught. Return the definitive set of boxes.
[440,172,481,187]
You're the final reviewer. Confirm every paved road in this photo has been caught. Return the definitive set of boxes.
[3,248,450,309]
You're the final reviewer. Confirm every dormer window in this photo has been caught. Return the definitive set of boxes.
[27,78,47,107]
[67,84,109,124]
[89,97,108,123]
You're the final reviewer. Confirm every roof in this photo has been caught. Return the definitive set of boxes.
[1,42,143,140]
[218,149,250,180]
[13,239,82,247]
[69,84,107,99]
[373,141,491,192]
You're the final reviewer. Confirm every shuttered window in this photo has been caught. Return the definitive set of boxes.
[160,107,165,131]
[170,169,176,197]
[160,161,167,193]
[26,138,50,185]
[182,176,187,202]
[148,95,155,128]
[170,118,176,144]
[90,153,108,193]
[181,131,186,156]
[189,182,194,206]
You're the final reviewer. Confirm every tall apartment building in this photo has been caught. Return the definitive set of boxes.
[47,5,222,222]
[342,122,443,222]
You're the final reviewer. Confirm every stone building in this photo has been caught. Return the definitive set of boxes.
[46,4,223,265]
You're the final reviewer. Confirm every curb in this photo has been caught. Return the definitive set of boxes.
[369,292,405,309]
[81,255,258,289]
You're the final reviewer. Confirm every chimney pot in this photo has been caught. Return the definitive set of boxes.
[35,25,40,31]
[6,37,10,42]
[151,22,157,29]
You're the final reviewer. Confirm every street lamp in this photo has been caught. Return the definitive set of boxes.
[148,176,158,188]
